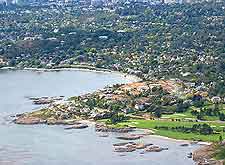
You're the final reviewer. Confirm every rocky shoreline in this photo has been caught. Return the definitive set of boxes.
[12,115,172,157]
[28,96,64,105]
[13,116,77,125]
[13,114,213,163]
[7,68,215,164]
[193,143,225,165]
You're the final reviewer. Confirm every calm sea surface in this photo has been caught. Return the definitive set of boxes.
[0,70,199,165]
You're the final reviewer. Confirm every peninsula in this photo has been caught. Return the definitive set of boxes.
[13,76,225,164]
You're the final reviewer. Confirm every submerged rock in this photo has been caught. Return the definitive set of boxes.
[180,143,189,147]
[64,123,88,129]
[98,133,109,137]
[119,154,126,156]
[144,146,167,152]
[113,142,136,147]
[114,146,136,152]
[187,152,192,158]
[116,134,143,140]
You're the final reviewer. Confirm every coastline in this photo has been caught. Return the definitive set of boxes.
[76,120,210,146]
[97,124,211,145]
[3,66,207,144]
[2,65,212,164]
[0,66,142,83]
[147,134,211,145]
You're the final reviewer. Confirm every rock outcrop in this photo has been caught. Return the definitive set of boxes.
[116,134,143,140]
[193,144,224,165]
[64,123,88,129]
[14,115,78,125]
[145,146,168,152]
[95,123,135,133]
[14,116,46,125]
[113,142,167,153]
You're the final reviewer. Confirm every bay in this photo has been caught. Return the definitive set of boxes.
[0,70,199,165]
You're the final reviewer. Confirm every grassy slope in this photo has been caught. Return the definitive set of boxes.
[162,103,225,121]
[112,120,225,142]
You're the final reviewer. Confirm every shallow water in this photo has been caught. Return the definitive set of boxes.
[0,70,199,165]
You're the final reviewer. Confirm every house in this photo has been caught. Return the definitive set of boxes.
[121,108,134,114]
[211,96,222,104]
[134,97,150,111]
[135,104,145,110]
[0,55,5,64]
[0,58,4,64]
[99,36,108,40]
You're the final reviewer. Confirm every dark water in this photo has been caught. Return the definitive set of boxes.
[0,70,199,165]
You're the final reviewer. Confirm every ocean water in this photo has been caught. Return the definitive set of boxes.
[0,70,198,165]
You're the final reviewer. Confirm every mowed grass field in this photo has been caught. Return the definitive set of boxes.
[162,103,225,121]
[113,120,225,142]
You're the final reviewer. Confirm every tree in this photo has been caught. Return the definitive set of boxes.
[191,110,199,116]
[110,113,128,124]
[176,99,189,113]
[193,99,204,108]
[219,135,223,142]
[147,104,158,112]
[219,113,225,121]
[197,112,204,120]
[154,109,162,118]
[8,59,16,66]
[86,98,97,110]
[200,124,213,135]
[213,103,220,115]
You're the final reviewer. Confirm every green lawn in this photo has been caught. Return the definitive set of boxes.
[112,119,225,142]
[162,103,225,121]
[157,130,222,142]
[162,111,196,120]
[100,103,225,142]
